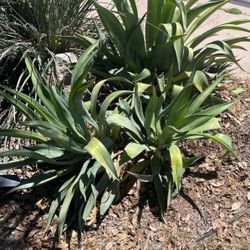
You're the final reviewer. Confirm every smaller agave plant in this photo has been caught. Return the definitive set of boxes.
[0,42,132,238]
[107,71,238,214]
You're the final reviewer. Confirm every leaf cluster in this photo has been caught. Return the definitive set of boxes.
[0,0,246,239]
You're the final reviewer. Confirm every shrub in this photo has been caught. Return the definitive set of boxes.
[75,0,249,91]
[0,42,131,238]
[107,72,237,214]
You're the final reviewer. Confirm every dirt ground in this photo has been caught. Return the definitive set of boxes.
[0,78,249,249]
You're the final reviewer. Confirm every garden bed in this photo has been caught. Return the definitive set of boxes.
[0,78,249,249]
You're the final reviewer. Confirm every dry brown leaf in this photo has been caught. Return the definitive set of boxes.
[210,181,224,187]
[149,224,157,232]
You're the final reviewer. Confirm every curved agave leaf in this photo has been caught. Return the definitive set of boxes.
[0,129,46,142]
[85,137,118,179]
[123,142,148,160]
[107,113,143,142]
[187,0,229,38]
[0,85,61,127]
[189,20,250,48]
[150,156,165,216]
[100,180,119,215]
[0,159,37,171]
[169,144,183,192]
[25,57,57,115]
[8,170,61,193]
[93,1,126,55]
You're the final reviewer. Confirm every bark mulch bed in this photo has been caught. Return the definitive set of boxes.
[0,79,249,249]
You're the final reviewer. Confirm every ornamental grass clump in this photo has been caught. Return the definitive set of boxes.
[0,0,93,83]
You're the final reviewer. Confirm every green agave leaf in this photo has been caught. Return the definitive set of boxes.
[192,70,208,92]
[144,88,157,136]
[127,172,153,182]
[58,183,76,238]
[0,85,61,127]
[122,160,149,181]
[166,84,193,125]
[186,0,199,10]
[160,22,184,71]
[187,118,221,134]
[134,68,151,82]
[25,57,57,114]
[134,85,145,126]
[189,20,250,48]
[183,156,202,168]
[150,156,165,216]
[90,77,133,119]
[50,87,85,142]
[0,148,58,164]
[46,185,70,232]
[0,129,46,142]
[169,144,183,192]
[94,1,126,54]
[100,181,118,216]
[82,171,110,221]
[25,121,84,154]
[187,75,223,114]
[8,170,61,193]
[0,89,38,121]
[71,41,100,86]
[124,142,148,160]
[106,113,143,142]
[85,137,118,179]
[198,133,238,159]
[187,0,228,26]
[82,193,95,221]
[146,0,165,49]
[69,42,101,134]
[0,159,37,171]
[99,90,132,128]
[186,0,229,39]
[58,163,88,238]
[33,145,65,159]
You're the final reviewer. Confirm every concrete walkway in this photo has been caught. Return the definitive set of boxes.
[136,0,250,78]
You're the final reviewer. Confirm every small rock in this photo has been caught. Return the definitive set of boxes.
[231,201,242,211]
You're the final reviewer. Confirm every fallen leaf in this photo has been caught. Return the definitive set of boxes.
[149,224,157,232]
[210,181,224,187]
[231,202,242,211]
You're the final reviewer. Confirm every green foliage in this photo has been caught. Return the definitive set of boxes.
[0,0,243,239]
[0,0,93,83]
[74,0,249,87]
[0,42,129,238]
[107,72,237,215]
